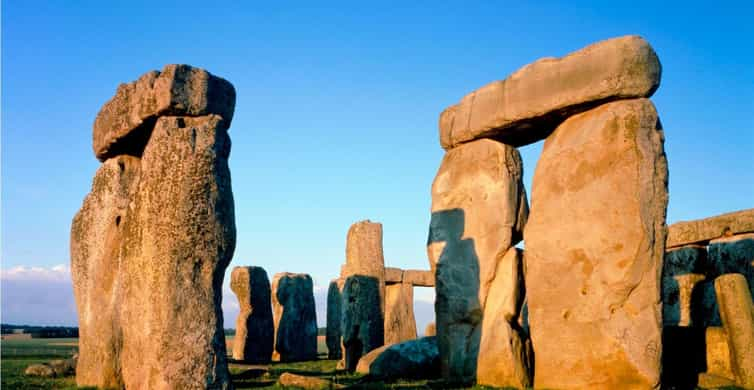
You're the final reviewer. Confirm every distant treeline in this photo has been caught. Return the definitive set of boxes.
[1,324,79,338]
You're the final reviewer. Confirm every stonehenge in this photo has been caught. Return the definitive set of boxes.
[230,266,274,363]
[71,64,235,389]
[271,272,318,362]
[69,38,753,390]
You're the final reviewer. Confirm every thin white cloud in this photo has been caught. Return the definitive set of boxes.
[1,264,71,282]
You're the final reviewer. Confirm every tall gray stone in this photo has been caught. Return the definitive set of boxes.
[118,115,235,389]
[427,138,528,383]
[524,98,667,389]
[271,273,318,362]
[341,275,384,372]
[231,266,274,363]
[715,274,754,388]
[342,220,386,312]
[71,155,140,388]
[326,278,345,360]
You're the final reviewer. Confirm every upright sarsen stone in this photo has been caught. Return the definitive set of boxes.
[231,266,274,363]
[342,275,384,371]
[342,221,386,312]
[271,273,318,362]
[524,98,668,389]
[715,274,754,388]
[427,138,528,383]
[384,282,417,345]
[118,115,235,389]
[326,278,345,360]
[476,247,531,388]
[71,155,140,388]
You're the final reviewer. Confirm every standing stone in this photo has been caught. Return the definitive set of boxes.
[662,245,707,326]
[424,323,436,337]
[439,35,661,149]
[342,221,386,312]
[341,275,384,371]
[427,138,528,383]
[384,282,417,345]
[71,155,140,388]
[230,266,274,363]
[524,98,668,389]
[476,247,531,388]
[715,274,754,388]
[271,273,318,362]
[118,115,235,389]
[705,327,734,380]
[326,278,345,360]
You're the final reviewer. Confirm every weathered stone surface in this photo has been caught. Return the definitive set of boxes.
[355,337,440,380]
[277,372,341,389]
[403,270,434,287]
[93,64,236,161]
[342,275,384,371]
[427,138,528,382]
[698,373,737,389]
[477,248,531,389]
[439,35,661,149]
[667,208,754,248]
[271,273,318,362]
[231,266,274,363]
[384,267,403,284]
[71,155,140,388]
[25,364,56,377]
[326,278,344,360]
[715,274,754,388]
[384,282,417,345]
[424,323,436,336]
[524,98,668,389]
[705,327,733,380]
[662,245,707,326]
[342,220,385,313]
[117,114,235,389]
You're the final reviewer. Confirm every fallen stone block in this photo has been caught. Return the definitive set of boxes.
[356,336,440,380]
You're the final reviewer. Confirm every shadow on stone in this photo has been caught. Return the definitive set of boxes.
[427,208,481,385]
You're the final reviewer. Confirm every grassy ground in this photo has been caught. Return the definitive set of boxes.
[1,338,81,389]
[2,338,741,389]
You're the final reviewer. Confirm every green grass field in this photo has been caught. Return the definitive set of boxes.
[1,338,80,389]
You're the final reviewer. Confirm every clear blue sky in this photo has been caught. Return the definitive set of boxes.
[2,1,753,325]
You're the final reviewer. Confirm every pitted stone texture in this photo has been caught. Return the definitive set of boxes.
[384,282,417,345]
[705,327,734,380]
[341,275,384,372]
[384,267,403,284]
[662,245,707,326]
[356,337,440,380]
[93,64,236,161]
[524,99,668,389]
[271,273,318,362]
[342,221,386,313]
[715,274,754,388]
[70,156,139,388]
[326,278,345,360]
[117,115,235,390]
[476,248,531,389]
[667,209,754,248]
[427,138,528,383]
[231,266,274,364]
[439,35,661,149]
